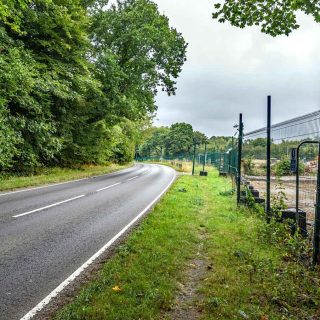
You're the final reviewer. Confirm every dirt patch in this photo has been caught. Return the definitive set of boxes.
[164,239,209,320]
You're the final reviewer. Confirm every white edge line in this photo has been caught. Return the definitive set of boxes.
[0,165,137,198]
[96,182,121,192]
[20,171,176,320]
[13,195,86,218]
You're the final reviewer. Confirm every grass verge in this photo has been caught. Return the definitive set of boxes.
[0,163,132,191]
[55,168,320,320]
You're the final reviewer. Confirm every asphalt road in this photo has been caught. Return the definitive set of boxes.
[0,164,175,320]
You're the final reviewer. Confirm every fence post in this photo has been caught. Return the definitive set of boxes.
[228,136,234,174]
[266,96,272,223]
[313,143,320,264]
[202,141,207,172]
[192,144,196,175]
[237,113,243,204]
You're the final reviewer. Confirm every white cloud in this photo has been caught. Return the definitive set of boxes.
[153,0,320,136]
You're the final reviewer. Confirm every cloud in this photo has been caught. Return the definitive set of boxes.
[153,0,320,136]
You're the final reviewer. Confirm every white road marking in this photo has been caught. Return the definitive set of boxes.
[96,182,121,192]
[20,171,176,320]
[0,165,136,198]
[12,195,86,218]
[127,176,139,181]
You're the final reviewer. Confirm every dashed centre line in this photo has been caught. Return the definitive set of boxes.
[96,182,121,192]
[12,174,142,219]
[127,176,139,181]
[12,195,86,218]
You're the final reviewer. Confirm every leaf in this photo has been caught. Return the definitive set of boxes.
[112,285,122,292]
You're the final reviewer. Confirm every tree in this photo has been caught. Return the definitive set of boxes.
[165,123,194,156]
[212,0,320,36]
[138,127,169,157]
[0,0,97,171]
[193,131,207,146]
[208,136,233,151]
[91,0,187,123]
[0,0,187,172]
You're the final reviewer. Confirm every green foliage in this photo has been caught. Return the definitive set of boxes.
[271,181,288,214]
[242,156,254,175]
[91,0,187,122]
[193,131,207,146]
[138,123,198,158]
[138,124,234,160]
[138,126,169,157]
[165,122,194,156]
[212,0,320,36]
[274,157,291,176]
[0,0,187,173]
[244,185,256,208]
[273,156,304,176]
[208,135,233,151]
[50,169,320,320]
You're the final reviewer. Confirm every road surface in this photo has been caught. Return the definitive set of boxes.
[0,164,175,320]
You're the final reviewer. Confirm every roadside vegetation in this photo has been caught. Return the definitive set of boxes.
[0,0,187,175]
[137,124,232,160]
[55,167,320,320]
[0,163,132,192]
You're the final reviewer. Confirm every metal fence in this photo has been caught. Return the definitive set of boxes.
[233,101,320,264]
[136,101,320,264]
[243,111,320,221]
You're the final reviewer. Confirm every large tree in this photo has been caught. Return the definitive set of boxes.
[0,0,187,172]
[91,0,187,123]
[165,123,194,156]
[0,0,98,171]
[212,0,320,36]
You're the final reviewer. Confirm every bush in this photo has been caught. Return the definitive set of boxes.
[242,156,254,175]
[273,157,304,176]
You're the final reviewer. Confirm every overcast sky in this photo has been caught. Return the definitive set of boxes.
[152,0,320,137]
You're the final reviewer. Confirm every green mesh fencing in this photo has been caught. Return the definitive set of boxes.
[136,149,238,179]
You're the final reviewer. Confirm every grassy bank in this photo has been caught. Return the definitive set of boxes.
[0,163,132,192]
[55,168,320,320]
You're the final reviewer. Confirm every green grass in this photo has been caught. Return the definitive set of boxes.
[0,163,132,191]
[55,168,320,320]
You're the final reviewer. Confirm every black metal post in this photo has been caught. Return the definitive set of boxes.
[313,143,320,264]
[229,136,234,174]
[266,96,271,223]
[192,144,196,175]
[202,141,207,172]
[237,113,243,204]
[296,146,300,218]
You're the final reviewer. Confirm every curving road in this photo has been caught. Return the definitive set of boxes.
[0,164,176,320]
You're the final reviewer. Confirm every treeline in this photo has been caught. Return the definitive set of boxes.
[243,138,318,161]
[0,0,187,173]
[137,123,233,158]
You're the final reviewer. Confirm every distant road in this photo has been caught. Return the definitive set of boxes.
[0,164,175,320]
